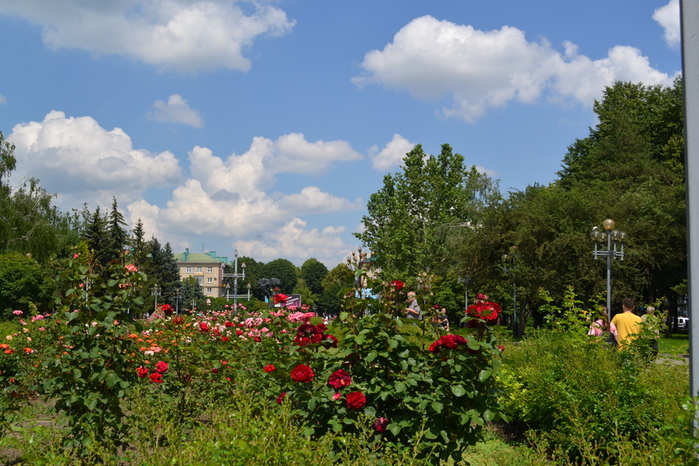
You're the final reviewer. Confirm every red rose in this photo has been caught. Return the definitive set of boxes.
[346,391,366,409]
[328,369,352,389]
[324,334,339,348]
[263,365,276,373]
[211,368,218,374]
[391,280,404,290]
[172,316,184,325]
[374,417,389,432]
[236,330,243,336]
[276,392,287,404]
[224,321,234,327]
[155,361,168,374]
[273,293,288,304]
[137,366,149,378]
[199,322,209,333]
[125,264,138,272]
[220,336,230,342]
[290,364,314,383]
[149,373,163,384]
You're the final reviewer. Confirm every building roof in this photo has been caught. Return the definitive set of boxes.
[174,248,230,265]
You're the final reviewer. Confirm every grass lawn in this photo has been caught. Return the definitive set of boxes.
[659,333,689,355]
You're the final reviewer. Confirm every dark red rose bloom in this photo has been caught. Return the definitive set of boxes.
[290,364,315,383]
[374,417,389,432]
[328,369,352,389]
[161,304,174,315]
[236,330,243,336]
[254,336,261,342]
[211,367,218,374]
[263,365,276,373]
[346,391,366,409]
[276,392,287,404]
[137,366,149,378]
[273,293,288,304]
[497,345,505,352]
[391,280,404,290]
[172,316,184,325]
[466,300,501,321]
[429,334,470,353]
[324,334,338,348]
[220,336,230,342]
[155,361,168,374]
[149,372,163,383]
[224,321,234,327]
[199,322,209,332]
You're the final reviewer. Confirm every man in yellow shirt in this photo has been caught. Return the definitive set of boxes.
[611,298,642,349]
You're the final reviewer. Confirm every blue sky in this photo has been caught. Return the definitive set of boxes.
[0,0,682,267]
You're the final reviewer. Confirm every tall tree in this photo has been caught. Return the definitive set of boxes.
[262,258,298,294]
[355,144,499,280]
[82,206,110,269]
[106,197,128,263]
[301,258,328,297]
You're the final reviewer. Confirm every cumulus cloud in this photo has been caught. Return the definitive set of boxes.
[368,134,416,171]
[0,0,295,73]
[8,111,183,205]
[353,16,674,122]
[147,94,203,127]
[654,0,680,48]
[0,95,7,104]
[279,187,363,214]
[235,219,352,266]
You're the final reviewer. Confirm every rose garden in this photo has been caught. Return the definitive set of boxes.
[0,248,693,466]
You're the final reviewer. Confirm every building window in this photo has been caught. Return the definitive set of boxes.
[206,287,212,293]
[186,267,192,273]
[207,267,213,273]
[196,277,203,285]
[197,267,202,272]
[207,277,213,284]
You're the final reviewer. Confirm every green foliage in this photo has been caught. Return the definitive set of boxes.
[42,250,146,457]
[262,258,505,463]
[355,143,499,280]
[301,258,329,296]
[263,258,298,294]
[502,320,689,463]
[0,253,56,317]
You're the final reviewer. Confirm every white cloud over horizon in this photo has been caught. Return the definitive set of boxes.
[654,0,680,48]
[7,110,365,265]
[0,95,7,104]
[353,15,675,122]
[147,94,204,127]
[368,134,416,171]
[0,0,296,73]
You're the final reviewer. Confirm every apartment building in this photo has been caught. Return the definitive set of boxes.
[174,248,230,297]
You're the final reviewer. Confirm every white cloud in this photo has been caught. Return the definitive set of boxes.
[654,0,680,48]
[8,111,183,205]
[147,94,203,127]
[274,133,363,175]
[235,219,352,266]
[0,95,7,104]
[368,134,416,171]
[0,0,295,73]
[353,16,674,122]
[279,186,363,214]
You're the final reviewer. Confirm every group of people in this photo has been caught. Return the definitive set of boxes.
[588,298,657,352]
[403,291,449,330]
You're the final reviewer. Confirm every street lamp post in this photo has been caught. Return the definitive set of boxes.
[226,283,231,302]
[223,250,246,311]
[247,282,252,300]
[190,298,197,313]
[151,284,161,314]
[591,219,627,321]
[502,254,518,337]
[458,274,470,309]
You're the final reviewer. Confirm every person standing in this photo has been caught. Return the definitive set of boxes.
[405,291,422,319]
[588,306,618,346]
[611,298,642,349]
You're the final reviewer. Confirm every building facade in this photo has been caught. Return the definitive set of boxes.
[174,248,230,298]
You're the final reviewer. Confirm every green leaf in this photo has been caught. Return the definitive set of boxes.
[483,409,494,422]
[364,406,376,417]
[302,427,315,437]
[431,401,443,413]
[366,351,377,363]
[479,369,492,381]
[389,424,402,436]
[423,429,438,439]
[340,312,349,321]
[394,381,406,393]
[451,385,466,397]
